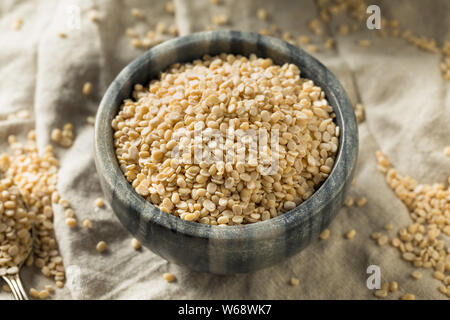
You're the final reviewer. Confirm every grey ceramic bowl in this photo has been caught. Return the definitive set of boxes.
[94,30,358,275]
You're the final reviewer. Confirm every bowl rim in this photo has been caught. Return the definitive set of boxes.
[94,30,358,241]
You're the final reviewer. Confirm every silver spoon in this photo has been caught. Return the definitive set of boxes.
[0,189,35,300]
[0,228,34,300]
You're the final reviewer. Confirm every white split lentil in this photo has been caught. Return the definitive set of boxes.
[45,285,54,293]
[163,272,176,282]
[374,289,387,298]
[354,103,365,123]
[29,288,39,298]
[95,197,105,208]
[87,116,95,125]
[371,232,382,240]
[433,271,445,281]
[258,28,271,36]
[132,38,143,48]
[59,198,70,208]
[50,128,62,142]
[82,219,92,229]
[411,270,422,280]
[256,9,268,21]
[358,39,371,47]
[356,196,367,207]
[444,146,450,157]
[39,290,49,299]
[82,82,92,95]
[168,25,178,37]
[345,229,356,239]
[96,241,107,253]
[212,14,229,26]
[65,218,77,228]
[131,238,141,250]
[88,10,101,22]
[126,28,137,38]
[290,277,299,286]
[400,293,415,300]
[377,235,388,246]
[65,208,74,218]
[324,38,334,50]
[344,196,354,207]
[319,228,330,240]
[156,22,166,35]
[298,36,311,45]
[306,44,319,53]
[165,1,175,15]
[439,285,448,295]
[282,31,294,44]
[389,281,398,292]
[11,18,23,30]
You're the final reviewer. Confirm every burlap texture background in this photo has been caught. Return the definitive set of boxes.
[0,0,448,299]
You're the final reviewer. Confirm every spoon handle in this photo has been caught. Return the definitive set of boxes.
[2,274,29,300]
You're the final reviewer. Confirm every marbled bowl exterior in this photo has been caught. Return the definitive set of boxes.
[94,30,358,274]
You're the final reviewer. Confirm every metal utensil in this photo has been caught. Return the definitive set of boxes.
[0,226,34,300]
[0,185,35,300]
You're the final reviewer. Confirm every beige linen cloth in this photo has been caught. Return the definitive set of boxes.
[0,0,449,300]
